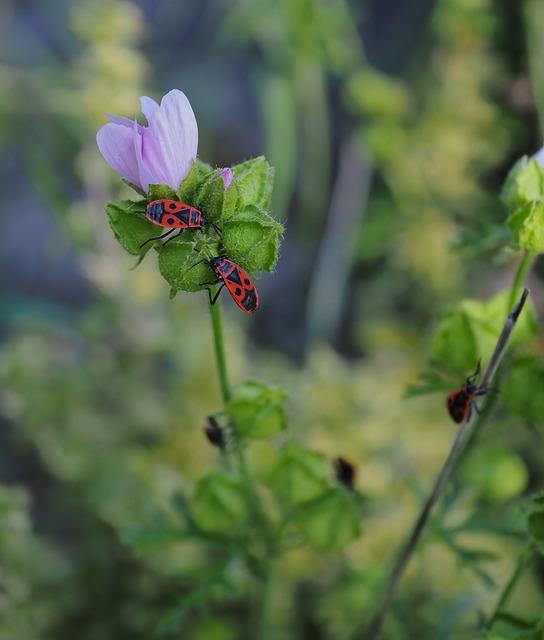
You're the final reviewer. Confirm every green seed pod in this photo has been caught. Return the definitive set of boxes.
[157,238,220,296]
[222,205,284,272]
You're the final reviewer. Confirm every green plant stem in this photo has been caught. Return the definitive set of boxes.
[487,543,535,629]
[363,288,530,640]
[508,252,534,313]
[208,292,231,403]
[207,297,276,639]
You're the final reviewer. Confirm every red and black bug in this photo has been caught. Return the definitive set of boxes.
[192,255,259,314]
[446,360,487,424]
[140,199,221,247]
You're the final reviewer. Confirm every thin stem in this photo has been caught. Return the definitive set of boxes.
[207,295,276,639]
[507,253,534,313]
[364,288,530,640]
[487,542,535,629]
[208,292,231,403]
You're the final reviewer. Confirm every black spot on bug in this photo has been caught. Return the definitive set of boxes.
[169,202,177,209]
[234,287,242,296]
[167,217,176,224]
[244,278,250,286]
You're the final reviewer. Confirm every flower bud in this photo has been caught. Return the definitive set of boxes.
[501,156,544,214]
[222,206,283,273]
[195,169,239,223]
[192,472,249,532]
[228,379,287,439]
[157,239,221,296]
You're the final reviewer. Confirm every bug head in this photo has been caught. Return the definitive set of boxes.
[208,256,224,270]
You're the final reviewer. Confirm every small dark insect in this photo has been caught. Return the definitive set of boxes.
[203,415,225,450]
[335,457,356,490]
[191,255,259,314]
[446,360,488,424]
[140,199,221,247]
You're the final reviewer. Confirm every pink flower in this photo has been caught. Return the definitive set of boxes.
[96,89,198,193]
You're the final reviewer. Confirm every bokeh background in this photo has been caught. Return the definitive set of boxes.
[1,0,543,638]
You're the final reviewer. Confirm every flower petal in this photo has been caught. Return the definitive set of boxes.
[140,96,160,123]
[96,122,141,188]
[106,114,133,128]
[143,89,198,190]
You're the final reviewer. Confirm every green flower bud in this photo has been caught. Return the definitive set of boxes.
[178,159,214,204]
[507,200,544,254]
[501,156,544,214]
[294,489,361,552]
[223,205,284,272]
[268,442,329,506]
[195,170,240,223]
[192,472,249,533]
[228,379,287,440]
[105,199,157,256]
[147,183,177,200]
[232,156,274,210]
[158,238,221,297]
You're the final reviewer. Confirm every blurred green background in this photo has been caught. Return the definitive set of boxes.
[1,0,543,638]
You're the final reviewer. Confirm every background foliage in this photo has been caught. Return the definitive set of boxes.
[0,1,543,639]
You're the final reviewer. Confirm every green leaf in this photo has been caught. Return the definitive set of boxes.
[503,356,544,423]
[222,205,284,272]
[463,448,528,502]
[192,472,249,533]
[228,379,287,440]
[501,156,544,214]
[105,200,158,256]
[432,289,537,374]
[268,442,330,506]
[157,239,220,296]
[148,183,178,200]
[178,159,214,204]
[507,200,544,254]
[295,489,361,552]
[232,156,274,210]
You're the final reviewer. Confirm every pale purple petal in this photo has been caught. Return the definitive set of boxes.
[140,96,160,123]
[142,89,198,190]
[96,122,141,189]
[217,167,233,190]
[534,146,544,167]
[106,114,133,128]
[133,120,157,194]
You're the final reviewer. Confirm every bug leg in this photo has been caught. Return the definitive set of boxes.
[199,278,221,286]
[162,229,183,247]
[139,228,176,248]
[207,283,225,306]
[210,222,223,239]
